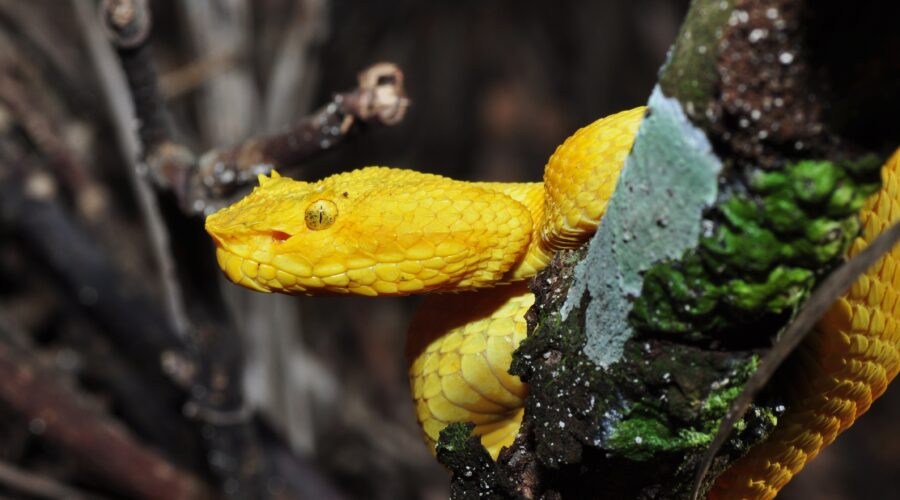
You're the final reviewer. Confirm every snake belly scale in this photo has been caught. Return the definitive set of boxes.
[206,104,900,498]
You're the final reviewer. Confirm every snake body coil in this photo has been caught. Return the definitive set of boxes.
[206,106,900,498]
[711,150,900,498]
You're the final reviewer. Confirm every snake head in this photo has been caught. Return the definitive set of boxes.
[205,167,534,296]
[205,170,315,293]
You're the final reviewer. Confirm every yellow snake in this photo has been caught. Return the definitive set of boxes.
[205,105,900,498]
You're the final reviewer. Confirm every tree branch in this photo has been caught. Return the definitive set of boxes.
[0,318,211,500]
[440,0,900,497]
[194,62,409,211]
[0,459,104,500]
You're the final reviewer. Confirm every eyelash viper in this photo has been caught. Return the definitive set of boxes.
[205,106,900,498]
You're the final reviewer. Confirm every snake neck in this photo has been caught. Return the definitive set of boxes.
[503,106,646,282]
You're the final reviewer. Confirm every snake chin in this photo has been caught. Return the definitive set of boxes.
[214,247,274,293]
[206,207,312,294]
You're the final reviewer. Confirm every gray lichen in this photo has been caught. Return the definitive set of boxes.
[561,85,723,367]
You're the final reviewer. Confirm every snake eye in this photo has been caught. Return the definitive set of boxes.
[305,199,337,230]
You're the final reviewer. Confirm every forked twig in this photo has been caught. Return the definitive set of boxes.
[193,62,409,213]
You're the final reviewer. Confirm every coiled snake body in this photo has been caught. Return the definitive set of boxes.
[206,106,900,498]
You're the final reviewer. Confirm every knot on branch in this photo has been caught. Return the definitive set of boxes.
[101,0,151,49]
[350,62,410,126]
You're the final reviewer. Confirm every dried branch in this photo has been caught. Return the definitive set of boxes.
[0,318,211,500]
[101,0,169,151]
[103,1,408,214]
[194,62,408,210]
[158,51,238,99]
[103,3,408,216]
[77,0,193,338]
[0,459,103,500]
[261,0,328,132]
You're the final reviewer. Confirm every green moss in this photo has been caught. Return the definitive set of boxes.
[509,150,880,490]
[487,94,884,498]
[436,423,506,499]
[437,422,482,455]
[607,415,679,461]
[701,355,759,415]
[659,0,736,111]
[608,415,725,462]
[513,292,771,473]
[605,355,761,462]
[789,160,840,203]
[631,157,881,337]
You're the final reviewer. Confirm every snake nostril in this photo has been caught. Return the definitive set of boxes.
[271,230,291,242]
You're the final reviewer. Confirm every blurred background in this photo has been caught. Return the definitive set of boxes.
[0,0,896,498]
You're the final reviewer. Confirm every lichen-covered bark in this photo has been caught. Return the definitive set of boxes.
[438,0,900,498]
[560,86,724,368]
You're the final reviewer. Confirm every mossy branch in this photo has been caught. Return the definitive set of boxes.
[441,0,900,498]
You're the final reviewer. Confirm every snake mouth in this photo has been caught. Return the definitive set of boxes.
[214,247,272,293]
[213,244,315,295]
[206,218,301,293]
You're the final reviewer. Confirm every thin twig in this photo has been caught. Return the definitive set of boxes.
[193,62,409,213]
[101,0,169,150]
[101,0,151,50]
[75,0,192,339]
[262,0,329,131]
[0,459,105,500]
[691,219,900,499]
[159,51,238,99]
[104,3,408,219]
